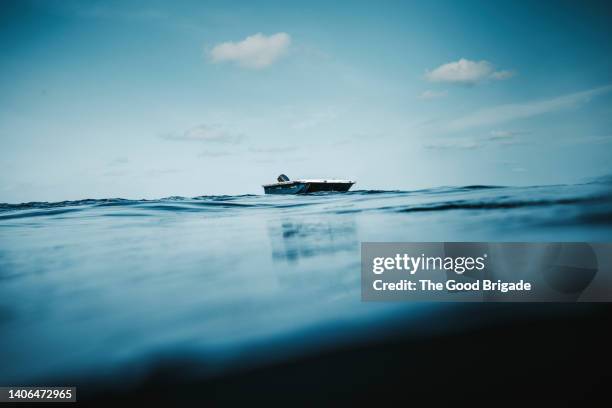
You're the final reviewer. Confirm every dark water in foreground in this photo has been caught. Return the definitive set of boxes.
[1,181,612,388]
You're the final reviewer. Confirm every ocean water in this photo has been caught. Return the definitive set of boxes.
[1,180,612,388]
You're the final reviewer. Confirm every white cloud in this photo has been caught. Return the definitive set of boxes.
[425,58,514,84]
[161,125,244,144]
[419,90,448,100]
[448,85,612,130]
[209,32,291,69]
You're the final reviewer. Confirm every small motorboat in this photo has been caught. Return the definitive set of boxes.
[263,174,355,195]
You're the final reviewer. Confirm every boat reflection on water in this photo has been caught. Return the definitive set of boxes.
[266,215,361,293]
[267,217,359,264]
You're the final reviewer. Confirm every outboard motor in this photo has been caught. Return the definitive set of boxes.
[277,174,290,182]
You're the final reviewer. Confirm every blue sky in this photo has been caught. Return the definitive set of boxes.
[1,0,612,202]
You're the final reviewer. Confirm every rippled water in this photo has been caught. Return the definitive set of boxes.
[1,181,612,386]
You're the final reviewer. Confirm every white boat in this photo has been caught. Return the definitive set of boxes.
[263,174,355,195]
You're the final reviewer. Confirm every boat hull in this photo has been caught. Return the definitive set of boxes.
[263,181,354,195]
[304,182,353,193]
[263,182,309,195]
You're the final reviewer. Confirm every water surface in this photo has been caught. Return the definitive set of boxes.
[1,181,611,386]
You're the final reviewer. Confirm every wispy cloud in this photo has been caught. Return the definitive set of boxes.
[419,90,448,100]
[447,85,612,130]
[425,129,529,151]
[425,58,515,84]
[423,140,481,150]
[490,70,516,80]
[486,130,530,140]
[209,33,291,69]
[161,125,244,144]
[109,157,129,166]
